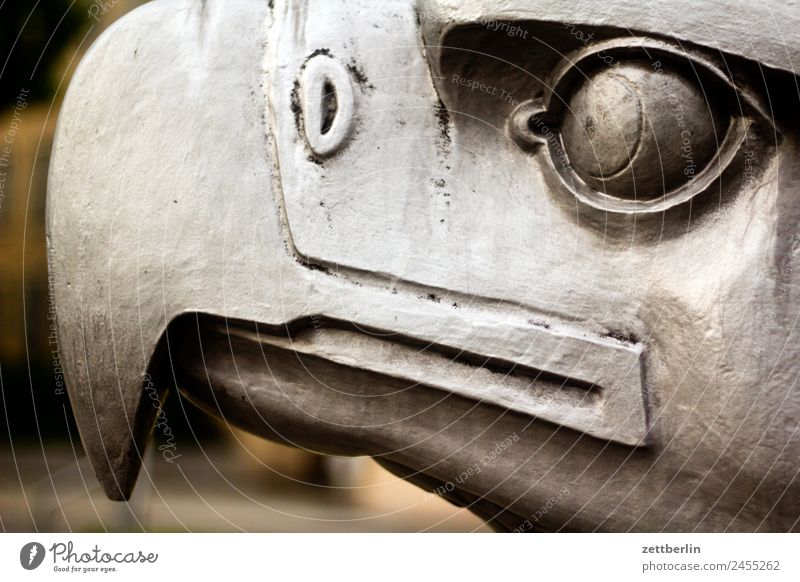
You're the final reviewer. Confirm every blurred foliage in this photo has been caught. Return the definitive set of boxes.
[0,0,90,108]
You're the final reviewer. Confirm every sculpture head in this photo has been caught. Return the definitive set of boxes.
[47,0,800,530]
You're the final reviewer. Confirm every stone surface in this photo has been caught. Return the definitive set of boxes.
[48,0,800,531]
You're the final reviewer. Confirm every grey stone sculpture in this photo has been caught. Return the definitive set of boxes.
[47,0,800,531]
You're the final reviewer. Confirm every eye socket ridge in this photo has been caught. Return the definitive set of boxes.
[511,38,773,215]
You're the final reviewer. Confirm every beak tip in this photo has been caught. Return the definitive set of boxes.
[85,440,144,502]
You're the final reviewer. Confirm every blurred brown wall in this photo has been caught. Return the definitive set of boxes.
[0,1,146,439]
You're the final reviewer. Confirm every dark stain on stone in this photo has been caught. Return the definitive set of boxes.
[308,48,332,59]
[303,262,330,274]
[435,98,451,145]
[603,329,640,345]
[347,60,375,90]
[290,79,303,134]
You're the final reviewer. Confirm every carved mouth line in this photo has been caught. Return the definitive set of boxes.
[282,316,601,396]
[213,312,647,445]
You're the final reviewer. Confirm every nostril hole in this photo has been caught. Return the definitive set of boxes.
[321,80,338,135]
[300,54,355,156]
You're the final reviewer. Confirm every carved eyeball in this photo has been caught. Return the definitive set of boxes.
[509,40,763,214]
[560,62,727,200]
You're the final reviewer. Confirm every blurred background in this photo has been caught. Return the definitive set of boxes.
[0,0,486,532]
